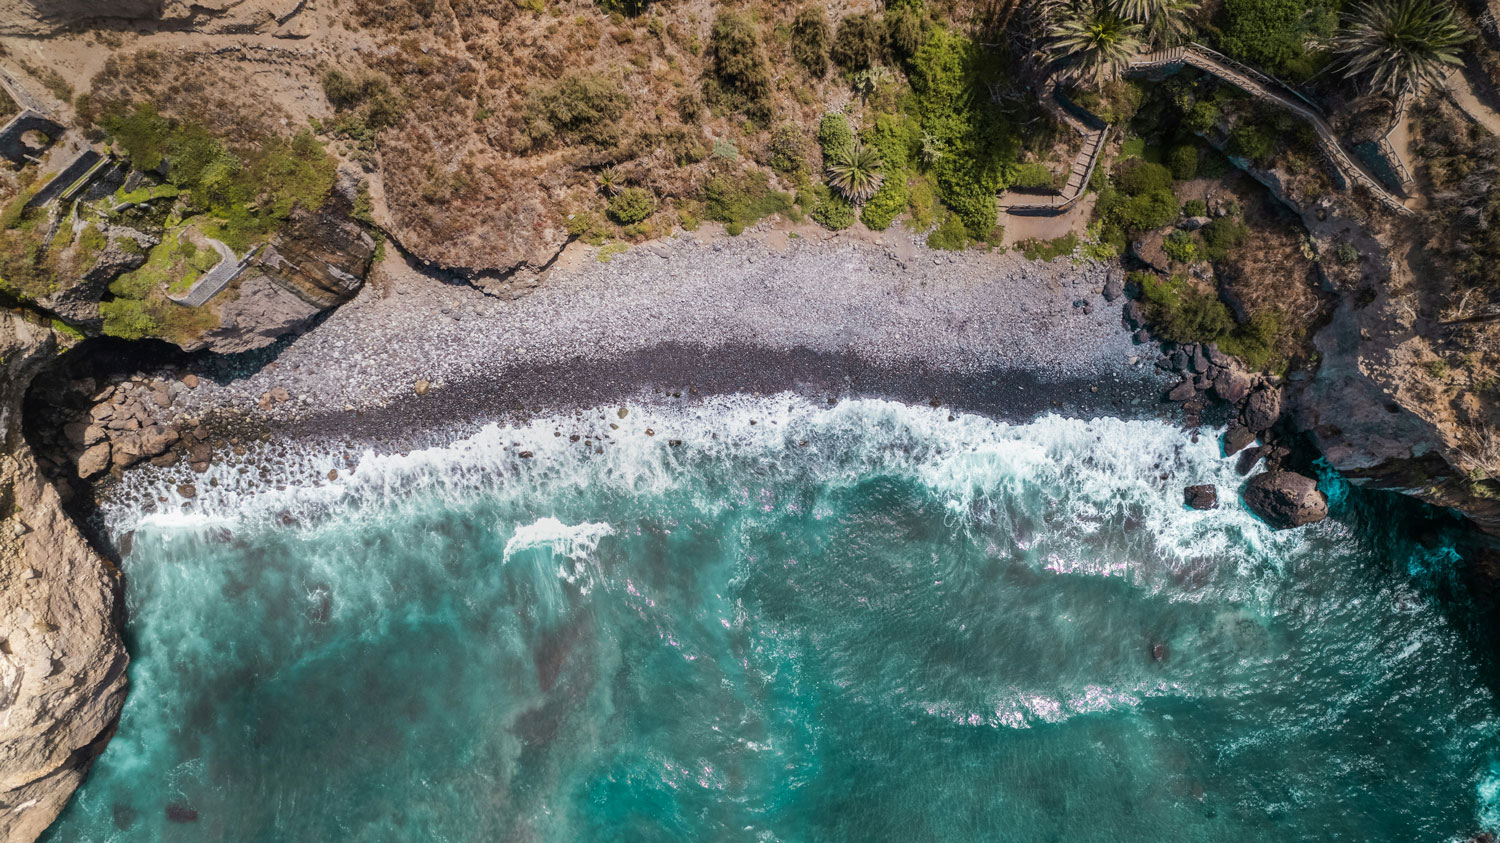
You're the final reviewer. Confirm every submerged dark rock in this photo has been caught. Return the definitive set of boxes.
[164,805,198,823]
[1244,471,1328,529]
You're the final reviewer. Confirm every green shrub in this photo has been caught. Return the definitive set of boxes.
[1183,198,1209,217]
[1113,158,1173,195]
[1228,122,1275,162]
[906,174,937,230]
[1113,189,1179,233]
[597,0,651,15]
[1163,230,1199,263]
[1013,161,1056,190]
[705,11,774,124]
[1200,215,1248,261]
[522,72,629,149]
[1020,233,1078,261]
[1135,271,1233,345]
[861,177,907,229]
[769,124,805,174]
[811,192,855,229]
[1167,145,1199,180]
[817,112,855,160]
[1219,309,1280,370]
[1335,241,1359,265]
[857,111,911,229]
[790,7,831,78]
[831,12,884,72]
[1185,101,1220,134]
[886,4,925,57]
[321,70,400,129]
[606,188,656,224]
[1217,0,1339,81]
[926,212,969,250]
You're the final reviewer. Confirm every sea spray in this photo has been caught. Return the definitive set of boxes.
[51,396,1500,842]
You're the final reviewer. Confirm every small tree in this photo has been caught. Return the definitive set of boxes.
[791,7,831,78]
[831,12,885,72]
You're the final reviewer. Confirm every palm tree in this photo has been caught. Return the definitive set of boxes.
[1045,0,1146,84]
[826,141,884,203]
[1334,0,1471,99]
[1113,0,1199,47]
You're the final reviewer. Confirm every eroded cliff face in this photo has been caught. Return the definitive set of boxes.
[191,171,376,355]
[0,313,127,843]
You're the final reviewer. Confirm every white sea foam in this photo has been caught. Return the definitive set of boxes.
[503,517,616,563]
[109,393,1311,612]
[1478,764,1500,835]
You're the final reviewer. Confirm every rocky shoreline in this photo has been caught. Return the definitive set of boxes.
[30,232,1184,506]
[0,228,1373,840]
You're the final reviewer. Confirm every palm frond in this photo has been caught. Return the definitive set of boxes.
[1334,0,1471,98]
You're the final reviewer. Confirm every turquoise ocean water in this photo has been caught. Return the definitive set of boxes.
[46,396,1500,841]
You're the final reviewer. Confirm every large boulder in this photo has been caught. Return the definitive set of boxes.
[1242,384,1282,432]
[1184,484,1218,510]
[1244,471,1328,529]
[1212,364,1254,404]
[1131,230,1172,274]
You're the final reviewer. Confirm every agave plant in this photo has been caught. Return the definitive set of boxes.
[1046,0,1146,84]
[1334,0,1471,98]
[826,141,884,204]
[596,165,624,197]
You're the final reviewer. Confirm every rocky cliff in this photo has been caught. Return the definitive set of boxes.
[192,173,376,355]
[0,312,127,843]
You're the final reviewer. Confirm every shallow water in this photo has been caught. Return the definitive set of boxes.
[47,396,1500,841]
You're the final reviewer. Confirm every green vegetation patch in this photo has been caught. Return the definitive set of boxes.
[907,26,1018,241]
[790,7,831,78]
[809,187,855,230]
[0,190,55,301]
[1094,157,1181,252]
[1133,270,1280,369]
[1199,215,1248,262]
[831,12,885,72]
[99,103,336,252]
[702,169,795,234]
[1216,0,1339,82]
[926,212,969,250]
[817,113,855,162]
[859,113,914,230]
[1019,233,1079,262]
[606,188,657,225]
